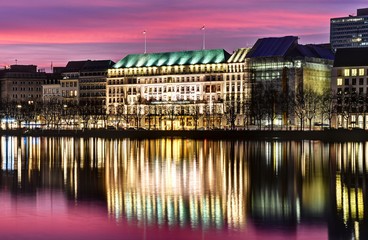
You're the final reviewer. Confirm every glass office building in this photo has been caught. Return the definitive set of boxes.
[330,8,368,51]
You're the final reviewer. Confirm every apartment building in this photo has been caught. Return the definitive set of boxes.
[0,65,46,103]
[79,60,115,114]
[332,47,368,128]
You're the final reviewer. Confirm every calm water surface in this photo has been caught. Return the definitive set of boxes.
[0,137,365,239]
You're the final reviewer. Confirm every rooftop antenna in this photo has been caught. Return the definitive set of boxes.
[51,61,53,72]
[201,25,206,50]
[15,59,18,65]
[143,30,147,54]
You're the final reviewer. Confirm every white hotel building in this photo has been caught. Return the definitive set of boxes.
[106,48,250,130]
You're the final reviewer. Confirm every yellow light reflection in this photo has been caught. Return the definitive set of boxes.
[104,139,249,229]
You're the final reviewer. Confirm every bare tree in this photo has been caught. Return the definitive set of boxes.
[190,104,201,130]
[79,103,91,129]
[241,99,251,130]
[341,91,353,128]
[224,101,237,130]
[263,82,280,130]
[204,102,212,130]
[166,104,176,130]
[250,82,266,130]
[294,89,305,130]
[304,88,320,130]
[320,90,336,129]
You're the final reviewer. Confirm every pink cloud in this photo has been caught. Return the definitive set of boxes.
[0,0,365,67]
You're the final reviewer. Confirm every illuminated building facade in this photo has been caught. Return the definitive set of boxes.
[330,8,368,52]
[247,36,334,128]
[60,61,86,105]
[331,47,368,128]
[107,49,251,130]
[42,60,114,106]
[42,73,62,103]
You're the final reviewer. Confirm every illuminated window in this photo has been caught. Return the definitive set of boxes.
[344,69,350,76]
[337,78,343,86]
[352,69,357,76]
[359,68,365,76]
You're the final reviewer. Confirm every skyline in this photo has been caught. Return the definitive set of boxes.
[0,0,367,71]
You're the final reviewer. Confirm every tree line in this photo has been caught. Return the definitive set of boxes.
[0,85,357,130]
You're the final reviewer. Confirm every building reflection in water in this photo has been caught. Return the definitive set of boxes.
[0,136,367,238]
[249,141,330,230]
[104,139,249,230]
[331,142,367,240]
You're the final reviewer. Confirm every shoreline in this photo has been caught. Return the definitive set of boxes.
[0,128,367,142]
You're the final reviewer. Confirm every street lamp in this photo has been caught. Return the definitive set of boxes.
[63,104,68,129]
[16,104,22,129]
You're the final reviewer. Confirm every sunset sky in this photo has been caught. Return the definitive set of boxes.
[0,0,367,70]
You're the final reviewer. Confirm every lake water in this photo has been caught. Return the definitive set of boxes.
[0,136,365,239]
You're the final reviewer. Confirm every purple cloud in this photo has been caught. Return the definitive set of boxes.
[0,0,366,69]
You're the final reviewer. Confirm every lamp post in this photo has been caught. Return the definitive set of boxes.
[16,104,22,129]
[63,104,68,129]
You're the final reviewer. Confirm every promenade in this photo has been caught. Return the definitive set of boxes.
[0,128,367,142]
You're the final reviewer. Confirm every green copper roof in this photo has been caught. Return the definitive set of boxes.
[113,49,230,68]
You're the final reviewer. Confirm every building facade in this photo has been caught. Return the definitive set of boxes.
[331,47,368,129]
[59,61,86,105]
[79,60,115,115]
[330,8,368,51]
[0,65,46,104]
[106,49,251,130]
[42,73,62,103]
[105,38,333,130]
[246,36,334,129]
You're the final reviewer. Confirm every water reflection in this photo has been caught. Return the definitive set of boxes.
[0,137,368,239]
[104,139,248,230]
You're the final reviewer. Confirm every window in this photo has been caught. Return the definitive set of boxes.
[337,78,343,86]
[359,78,364,85]
[359,68,365,76]
[337,69,343,76]
[352,69,357,76]
[345,79,349,85]
[352,79,356,85]
[344,69,350,77]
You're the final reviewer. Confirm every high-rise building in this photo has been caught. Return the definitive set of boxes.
[330,8,368,51]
